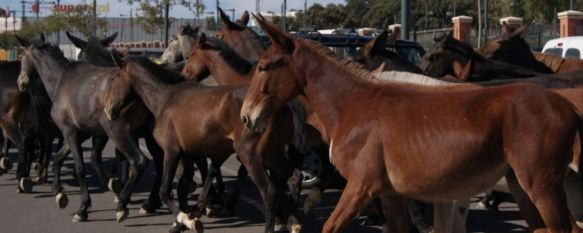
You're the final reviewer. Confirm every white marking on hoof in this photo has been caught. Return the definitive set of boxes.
[0,157,12,170]
[113,196,119,203]
[177,212,204,232]
[72,214,87,222]
[577,221,583,229]
[116,209,129,223]
[139,207,149,215]
[108,178,121,194]
[290,223,302,233]
[56,192,68,209]
[19,177,33,193]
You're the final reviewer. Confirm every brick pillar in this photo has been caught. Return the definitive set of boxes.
[558,10,583,37]
[451,16,472,43]
[499,16,523,28]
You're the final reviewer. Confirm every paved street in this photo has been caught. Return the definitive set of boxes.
[0,140,528,233]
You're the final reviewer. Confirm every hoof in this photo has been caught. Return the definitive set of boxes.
[288,223,302,233]
[116,209,129,223]
[72,213,87,223]
[56,192,69,209]
[108,178,122,194]
[139,207,151,215]
[0,157,12,170]
[177,212,204,232]
[19,177,33,193]
[32,162,40,172]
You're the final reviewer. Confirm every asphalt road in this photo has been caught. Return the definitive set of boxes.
[0,139,528,233]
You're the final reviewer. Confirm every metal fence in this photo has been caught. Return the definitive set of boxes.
[411,23,560,51]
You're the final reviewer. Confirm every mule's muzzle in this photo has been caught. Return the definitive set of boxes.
[17,73,29,92]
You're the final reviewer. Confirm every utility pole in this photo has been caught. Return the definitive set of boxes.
[216,0,219,30]
[282,0,287,32]
[21,1,25,25]
[35,0,39,22]
[93,0,96,36]
[164,1,169,47]
[56,0,60,44]
[303,0,307,29]
[483,0,488,45]
[401,0,410,40]
[195,0,200,26]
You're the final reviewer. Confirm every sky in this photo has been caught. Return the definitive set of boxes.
[1,0,345,20]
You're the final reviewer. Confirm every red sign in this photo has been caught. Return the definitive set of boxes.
[31,4,38,13]
[53,4,109,13]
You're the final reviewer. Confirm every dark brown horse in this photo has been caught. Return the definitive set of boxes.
[105,56,305,233]
[0,61,23,172]
[476,23,554,74]
[420,31,542,81]
[16,34,151,223]
[241,14,583,233]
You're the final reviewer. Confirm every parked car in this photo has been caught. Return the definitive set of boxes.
[542,36,583,59]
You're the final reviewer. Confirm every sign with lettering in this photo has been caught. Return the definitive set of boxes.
[52,3,110,13]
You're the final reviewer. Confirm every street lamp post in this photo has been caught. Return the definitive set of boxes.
[93,0,96,36]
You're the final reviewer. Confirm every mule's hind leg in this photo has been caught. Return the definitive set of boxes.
[379,195,408,233]
[322,181,381,233]
[510,163,580,232]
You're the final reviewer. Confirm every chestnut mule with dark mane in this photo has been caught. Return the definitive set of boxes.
[241,14,583,233]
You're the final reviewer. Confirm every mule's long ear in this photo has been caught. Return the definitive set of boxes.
[254,13,294,53]
[101,32,118,47]
[197,32,207,45]
[239,11,250,26]
[66,32,87,49]
[15,35,30,47]
[220,8,244,30]
[372,31,389,51]
[510,23,529,38]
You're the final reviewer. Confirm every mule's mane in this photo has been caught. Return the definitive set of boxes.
[300,38,376,81]
[208,37,255,75]
[127,56,185,84]
[375,71,456,86]
[36,43,72,68]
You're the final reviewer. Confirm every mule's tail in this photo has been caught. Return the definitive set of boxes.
[287,98,309,154]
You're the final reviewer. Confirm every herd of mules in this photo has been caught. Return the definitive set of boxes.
[0,7,582,233]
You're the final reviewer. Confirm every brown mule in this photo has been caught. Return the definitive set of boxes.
[105,56,305,233]
[241,14,583,233]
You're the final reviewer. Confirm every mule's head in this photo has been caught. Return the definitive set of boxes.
[350,30,390,70]
[181,33,212,81]
[15,34,45,91]
[67,31,118,64]
[104,54,132,120]
[177,24,199,59]
[419,31,475,80]
[216,9,264,60]
[240,14,302,133]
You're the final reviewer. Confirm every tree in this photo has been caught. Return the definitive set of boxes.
[126,0,204,34]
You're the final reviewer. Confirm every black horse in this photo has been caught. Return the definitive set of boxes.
[16,34,157,223]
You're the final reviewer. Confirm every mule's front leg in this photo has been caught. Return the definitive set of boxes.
[140,134,164,214]
[62,129,91,223]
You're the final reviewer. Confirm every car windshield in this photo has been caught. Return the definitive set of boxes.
[543,48,563,57]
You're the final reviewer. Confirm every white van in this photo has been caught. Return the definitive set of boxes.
[542,36,583,59]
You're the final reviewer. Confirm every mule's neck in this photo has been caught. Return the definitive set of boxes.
[207,53,254,85]
[128,64,171,116]
[33,51,67,100]
[295,43,377,138]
